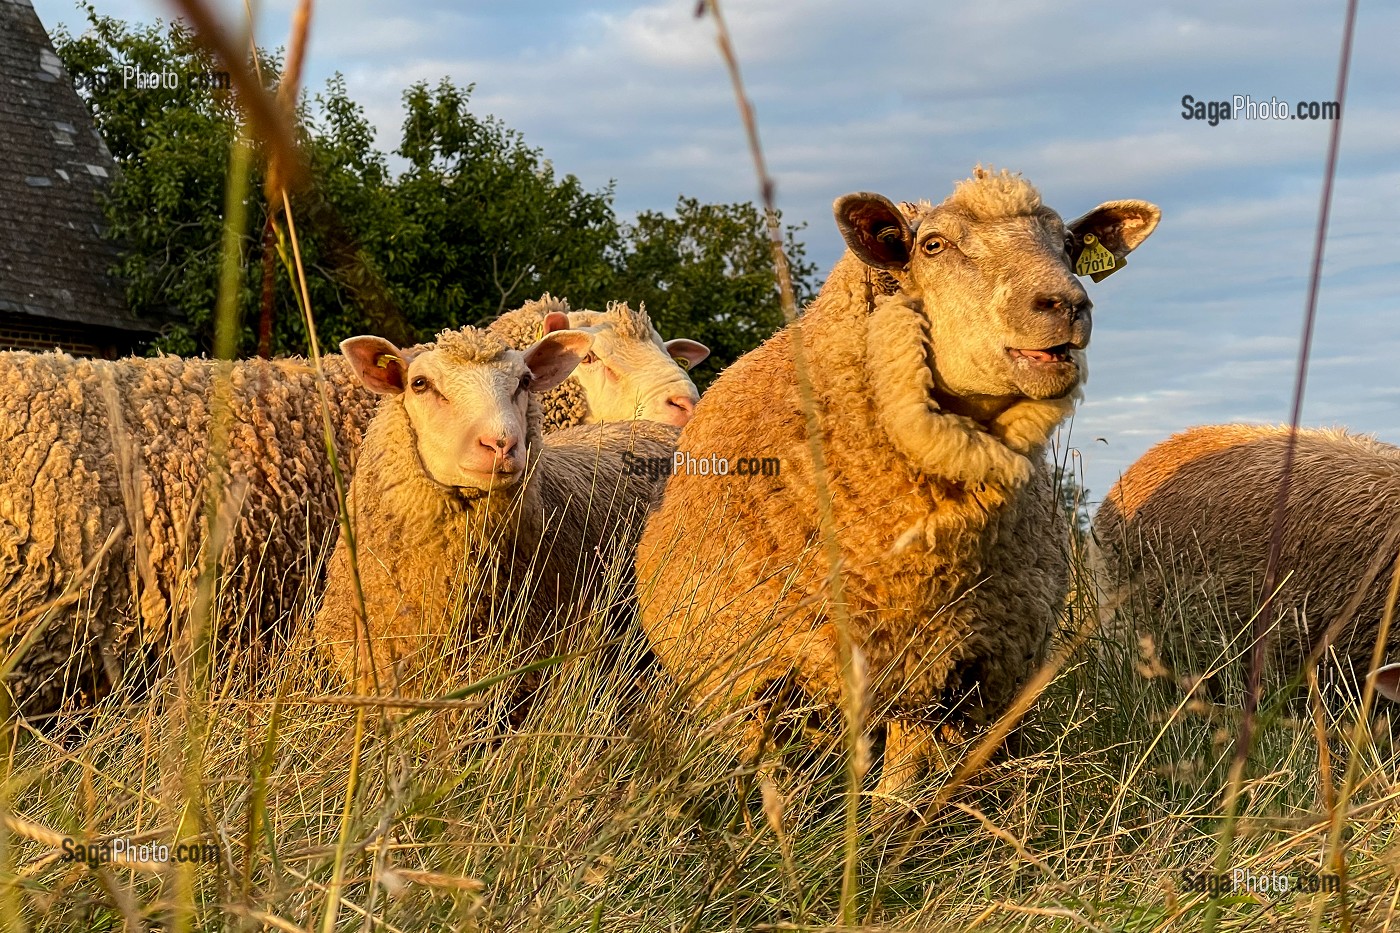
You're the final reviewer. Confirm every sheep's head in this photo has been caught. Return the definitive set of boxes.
[534,302,709,426]
[835,167,1159,402]
[342,326,591,492]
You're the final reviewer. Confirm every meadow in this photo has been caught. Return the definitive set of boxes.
[4,485,1398,932]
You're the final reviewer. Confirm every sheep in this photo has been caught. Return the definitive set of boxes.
[0,351,373,715]
[1092,424,1400,696]
[488,294,710,429]
[313,325,679,696]
[635,166,1160,795]
[0,296,704,717]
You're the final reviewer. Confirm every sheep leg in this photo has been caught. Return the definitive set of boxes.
[737,697,785,834]
[875,719,937,798]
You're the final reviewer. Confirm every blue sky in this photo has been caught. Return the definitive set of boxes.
[31,0,1400,499]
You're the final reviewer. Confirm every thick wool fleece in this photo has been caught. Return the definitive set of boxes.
[487,294,590,432]
[314,382,679,695]
[0,351,374,714]
[568,300,656,342]
[1093,424,1400,679]
[636,204,1074,744]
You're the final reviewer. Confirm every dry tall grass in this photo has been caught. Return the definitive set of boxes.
[4,495,1399,932]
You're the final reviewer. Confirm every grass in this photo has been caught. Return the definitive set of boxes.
[1,504,1398,932]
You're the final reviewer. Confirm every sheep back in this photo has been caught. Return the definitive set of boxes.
[1094,424,1400,679]
[0,351,373,713]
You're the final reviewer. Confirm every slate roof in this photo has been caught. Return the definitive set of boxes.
[0,0,154,333]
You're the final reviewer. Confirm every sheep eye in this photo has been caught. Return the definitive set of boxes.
[581,353,598,365]
[921,237,946,256]
[410,375,430,393]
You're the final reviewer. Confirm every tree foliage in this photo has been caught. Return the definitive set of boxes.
[53,12,819,382]
[614,198,816,388]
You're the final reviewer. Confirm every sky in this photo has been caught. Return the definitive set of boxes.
[29,0,1400,500]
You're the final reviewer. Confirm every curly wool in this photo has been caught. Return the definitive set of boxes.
[0,351,375,714]
[432,326,512,365]
[313,334,681,695]
[943,165,1044,221]
[637,299,1068,729]
[487,294,590,432]
[570,301,654,342]
[1093,424,1400,683]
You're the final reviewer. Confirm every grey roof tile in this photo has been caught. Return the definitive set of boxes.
[0,0,156,333]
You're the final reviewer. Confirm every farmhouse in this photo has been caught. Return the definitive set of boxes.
[0,0,156,356]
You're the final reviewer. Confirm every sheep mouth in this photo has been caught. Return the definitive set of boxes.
[456,464,525,491]
[1007,344,1077,366]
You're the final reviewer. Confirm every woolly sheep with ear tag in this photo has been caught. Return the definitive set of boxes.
[636,166,1159,801]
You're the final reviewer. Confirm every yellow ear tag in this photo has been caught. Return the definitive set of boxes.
[535,323,546,341]
[375,353,402,369]
[1075,233,1118,281]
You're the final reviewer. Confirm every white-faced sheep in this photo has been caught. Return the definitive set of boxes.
[488,294,710,430]
[636,167,1159,794]
[0,351,372,715]
[0,296,704,717]
[314,326,678,695]
[1093,424,1400,697]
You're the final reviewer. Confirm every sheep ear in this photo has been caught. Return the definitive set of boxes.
[342,335,411,395]
[523,330,592,393]
[834,192,913,271]
[1068,200,1161,267]
[540,311,571,334]
[1372,664,1400,703]
[665,338,710,370]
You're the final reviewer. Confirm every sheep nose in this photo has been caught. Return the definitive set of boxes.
[479,433,519,460]
[663,395,696,425]
[1033,292,1092,318]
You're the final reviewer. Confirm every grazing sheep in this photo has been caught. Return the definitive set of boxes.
[314,326,678,695]
[635,167,1160,794]
[0,351,372,715]
[1093,425,1400,691]
[488,294,710,429]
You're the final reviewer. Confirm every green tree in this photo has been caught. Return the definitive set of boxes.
[54,13,815,374]
[388,80,621,334]
[614,198,818,387]
[55,11,418,355]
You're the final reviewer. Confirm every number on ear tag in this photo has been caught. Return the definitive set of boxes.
[1075,233,1118,280]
